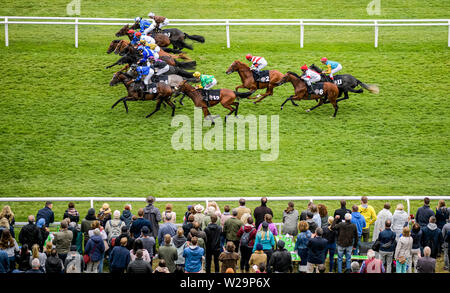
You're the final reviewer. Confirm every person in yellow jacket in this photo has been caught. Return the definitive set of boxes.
[358,196,377,242]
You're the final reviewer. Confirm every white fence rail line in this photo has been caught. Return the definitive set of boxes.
[1,17,449,48]
[1,196,449,220]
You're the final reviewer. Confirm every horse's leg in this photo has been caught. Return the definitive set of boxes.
[253,87,273,104]
[179,93,186,105]
[306,98,324,112]
[123,98,129,113]
[223,103,236,122]
[146,98,163,118]
[111,97,126,109]
[280,95,293,110]
[235,84,245,92]
[329,97,339,117]
[233,102,239,116]
[165,98,176,117]
[335,90,349,103]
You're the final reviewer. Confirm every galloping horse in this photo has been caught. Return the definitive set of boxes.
[109,71,176,118]
[174,80,252,121]
[278,72,340,117]
[115,24,173,51]
[225,60,285,104]
[151,27,205,51]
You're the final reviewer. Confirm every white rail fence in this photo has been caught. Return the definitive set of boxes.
[1,17,449,48]
[3,196,450,228]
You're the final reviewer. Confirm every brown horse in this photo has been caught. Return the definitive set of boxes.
[279,71,340,117]
[109,71,176,118]
[115,24,171,48]
[114,39,192,62]
[174,80,252,121]
[225,60,285,104]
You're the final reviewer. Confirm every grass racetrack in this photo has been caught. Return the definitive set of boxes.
[0,1,449,272]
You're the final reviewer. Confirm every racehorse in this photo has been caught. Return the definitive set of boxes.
[225,60,285,104]
[109,71,176,118]
[278,72,340,117]
[309,64,379,103]
[151,27,205,51]
[173,80,253,122]
[115,24,174,52]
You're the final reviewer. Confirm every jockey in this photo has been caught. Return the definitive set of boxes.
[134,16,152,34]
[300,64,321,94]
[320,57,342,80]
[150,58,170,81]
[135,65,154,92]
[139,41,160,60]
[193,71,217,105]
[137,45,154,66]
[144,12,170,35]
[129,30,142,46]
[140,34,156,45]
[245,54,268,72]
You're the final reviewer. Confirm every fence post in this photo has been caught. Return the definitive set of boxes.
[406,198,411,218]
[90,199,94,209]
[448,20,450,47]
[374,20,378,48]
[75,18,78,48]
[226,20,230,48]
[5,17,8,47]
[299,20,304,48]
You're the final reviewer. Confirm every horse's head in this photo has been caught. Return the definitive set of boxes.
[107,40,120,54]
[110,71,128,86]
[226,61,239,75]
[115,25,130,37]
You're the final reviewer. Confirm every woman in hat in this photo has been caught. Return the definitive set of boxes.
[193,204,205,229]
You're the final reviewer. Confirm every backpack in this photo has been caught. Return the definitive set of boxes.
[65,255,81,273]
[240,227,255,247]
[108,220,123,239]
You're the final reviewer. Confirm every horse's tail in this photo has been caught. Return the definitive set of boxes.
[234,91,253,99]
[174,60,197,70]
[184,33,205,43]
[356,79,379,94]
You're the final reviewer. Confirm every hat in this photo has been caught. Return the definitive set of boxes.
[141,226,150,235]
[113,210,121,219]
[187,205,193,211]
[36,218,46,228]
[194,204,204,213]
[102,203,110,210]
[277,240,285,249]
[256,243,263,251]
[301,64,308,70]
[321,57,328,62]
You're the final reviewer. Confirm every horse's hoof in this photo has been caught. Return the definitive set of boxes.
[306,109,310,112]
[280,107,283,110]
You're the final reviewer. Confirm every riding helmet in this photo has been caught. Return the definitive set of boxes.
[246,54,252,60]
[301,65,308,70]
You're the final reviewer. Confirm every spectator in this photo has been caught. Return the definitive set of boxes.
[358,196,377,242]
[97,203,112,227]
[204,206,217,228]
[130,239,151,263]
[52,219,73,263]
[183,205,194,224]
[306,212,318,234]
[257,214,278,236]
[66,217,81,253]
[223,209,243,252]
[207,201,222,219]
[110,237,131,273]
[350,261,360,273]
[0,229,19,272]
[143,196,162,239]
[310,204,322,228]
[351,205,366,255]
[237,217,257,273]
[282,202,299,236]
[120,204,134,230]
[322,216,337,272]
[333,200,351,223]
[183,236,205,273]
[300,201,313,221]
[421,216,443,259]
[105,210,126,245]
[63,202,80,224]
[154,259,170,273]
[410,223,423,273]
[80,208,96,247]
[392,204,409,240]
[37,218,50,249]
[254,197,273,229]
[36,201,54,228]
[376,219,396,273]
[416,246,436,273]
[415,197,435,228]
[137,226,156,265]
[88,220,108,272]
[64,245,83,273]
[219,241,240,273]
[84,228,105,273]
[220,205,232,227]
[188,227,206,250]
[193,204,206,229]
[157,234,178,273]
[114,226,134,251]
[130,208,152,239]
[372,203,393,241]
[306,228,328,273]
[0,205,15,238]
[182,214,195,238]
[331,213,358,273]
[252,222,275,264]
[127,249,153,273]
[268,240,293,273]
[294,220,312,273]
[394,226,413,273]
[19,215,42,252]
[204,214,222,273]
[25,258,43,274]
[172,227,188,272]
[30,244,46,272]
[318,204,329,230]
[360,249,385,273]
[442,213,450,271]
[45,248,63,273]
[436,200,449,230]
[236,198,251,221]
[162,203,176,224]
[0,218,9,239]
[0,250,8,273]
[158,213,177,245]
[249,243,267,273]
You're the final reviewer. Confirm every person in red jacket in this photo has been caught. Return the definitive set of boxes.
[237,217,257,273]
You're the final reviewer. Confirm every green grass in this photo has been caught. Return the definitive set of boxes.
[0,0,449,272]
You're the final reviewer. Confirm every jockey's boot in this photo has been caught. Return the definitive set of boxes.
[306,83,314,95]
[201,89,210,107]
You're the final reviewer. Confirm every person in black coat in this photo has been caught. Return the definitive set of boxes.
[333,200,352,223]
[420,216,443,258]
[204,214,222,273]
[415,197,435,228]
[19,215,42,250]
[127,249,152,273]
[253,197,273,229]
[45,248,63,273]
[268,240,292,273]
[36,201,55,228]
[306,228,328,273]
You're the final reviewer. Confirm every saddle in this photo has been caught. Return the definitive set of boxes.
[311,83,325,96]
[145,82,158,94]
[251,70,270,83]
[151,75,169,84]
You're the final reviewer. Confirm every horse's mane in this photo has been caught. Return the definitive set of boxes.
[309,64,322,73]
[287,71,301,79]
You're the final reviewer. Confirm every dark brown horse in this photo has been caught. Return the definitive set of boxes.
[225,60,286,104]
[115,24,171,48]
[174,80,252,121]
[278,71,340,117]
[109,71,176,118]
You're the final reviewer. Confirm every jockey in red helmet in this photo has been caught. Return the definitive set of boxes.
[300,65,321,94]
[245,54,268,72]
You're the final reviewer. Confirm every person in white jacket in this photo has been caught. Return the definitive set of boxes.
[394,227,413,273]
[392,204,410,240]
[372,203,393,242]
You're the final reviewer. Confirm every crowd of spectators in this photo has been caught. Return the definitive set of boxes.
[0,196,449,274]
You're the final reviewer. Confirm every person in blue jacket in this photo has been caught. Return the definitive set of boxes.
[350,205,366,255]
[135,65,154,92]
[137,45,154,66]
[134,17,152,34]
[109,237,131,274]
[183,236,205,273]
[320,57,342,80]
[84,228,105,273]
[36,201,54,228]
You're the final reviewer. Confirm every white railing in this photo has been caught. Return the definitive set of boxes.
[0,17,449,48]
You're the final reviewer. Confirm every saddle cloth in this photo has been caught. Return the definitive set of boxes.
[333,75,343,86]
[252,70,270,83]
[205,89,221,101]
[152,75,169,84]
[311,83,325,96]
[145,82,158,94]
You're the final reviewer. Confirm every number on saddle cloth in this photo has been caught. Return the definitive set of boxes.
[311,83,325,96]
[333,76,343,86]
[155,75,169,84]
[146,82,158,94]
[205,89,221,101]
[251,70,270,83]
